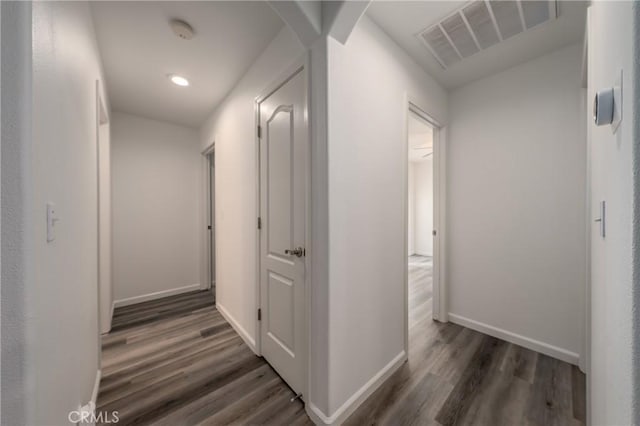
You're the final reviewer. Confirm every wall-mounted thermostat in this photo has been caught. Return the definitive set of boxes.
[593,88,614,126]
[593,69,623,133]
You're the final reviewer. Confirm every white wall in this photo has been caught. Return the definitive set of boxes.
[325,15,448,419]
[199,26,304,349]
[1,2,31,424]
[29,2,108,423]
[414,158,433,256]
[447,43,586,364]
[408,162,415,254]
[588,2,638,424]
[112,112,202,304]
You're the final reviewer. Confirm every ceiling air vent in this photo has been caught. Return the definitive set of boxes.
[417,0,557,69]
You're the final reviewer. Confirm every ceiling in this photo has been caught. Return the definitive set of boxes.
[408,113,433,162]
[91,2,284,128]
[366,0,587,89]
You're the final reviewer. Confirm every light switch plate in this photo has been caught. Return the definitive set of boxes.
[612,69,622,134]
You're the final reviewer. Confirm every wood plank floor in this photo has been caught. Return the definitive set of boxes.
[97,290,312,425]
[345,255,586,426]
[99,257,586,425]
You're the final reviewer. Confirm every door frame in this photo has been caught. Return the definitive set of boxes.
[201,143,216,293]
[254,53,311,399]
[95,80,111,340]
[403,97,448,353]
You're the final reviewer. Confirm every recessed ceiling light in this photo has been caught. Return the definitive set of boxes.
[169,74,189,87]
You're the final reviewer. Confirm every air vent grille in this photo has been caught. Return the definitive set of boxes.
[420,26,461,68]
[490,0,524,40]
[417,0,557,69]
[442,13,479,58]
[462,1,499,49]
[521,1,552,29]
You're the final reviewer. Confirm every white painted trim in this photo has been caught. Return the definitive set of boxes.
[403,96,448,359]
[101,302,115,335]
[200,145,216,295]
[580,8,592,380]
[217,303,257,354]
[448,313,580,365]
[435,125,448,323]
[402,95,410,363]
[90,369,101,408]
[113,283,201,308]
[306,351,407,425]
[76,369,102,426]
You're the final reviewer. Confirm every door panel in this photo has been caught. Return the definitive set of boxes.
[267,107,294,260]
[259,66,307,396]
[267,271,295,355]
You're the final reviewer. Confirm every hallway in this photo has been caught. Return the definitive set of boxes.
[97,291,311,425]
[346,255,586,425]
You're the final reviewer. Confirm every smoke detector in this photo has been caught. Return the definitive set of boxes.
[170,19,195,40]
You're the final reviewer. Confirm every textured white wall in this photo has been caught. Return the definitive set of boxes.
[447,43,586,363]
[326,15,448,418]
[588,2,639,424]
[30,2,109,423]
[199,26,304,350]
[112,112,202,303]
[1,2,31,424]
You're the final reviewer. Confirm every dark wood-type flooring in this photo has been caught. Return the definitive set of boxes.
[345,255,586,426]
[98,257,586,425]
[97,290,312,425]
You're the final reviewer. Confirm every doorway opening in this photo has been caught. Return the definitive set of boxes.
[405,102,445,352]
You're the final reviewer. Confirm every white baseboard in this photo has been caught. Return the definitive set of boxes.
[306,351,407,425]
[448,313,580,365]
[216,303,257,354]
[101,302,115,335]
[75,369,101,425]
[113,283,201,308]
[91,369,101,406]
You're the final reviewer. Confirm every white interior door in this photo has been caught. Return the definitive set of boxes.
[258,65,307,396]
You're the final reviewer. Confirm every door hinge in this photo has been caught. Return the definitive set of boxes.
[257,125,262,139]
[257,217,262,230]
[258,308,262,321]
[432,230,437,236]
